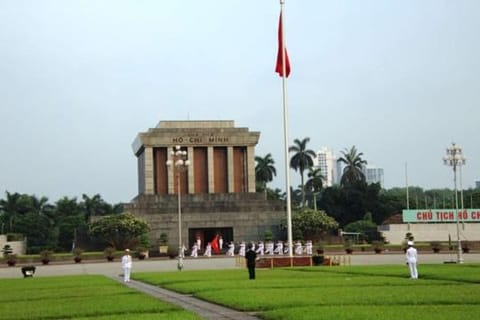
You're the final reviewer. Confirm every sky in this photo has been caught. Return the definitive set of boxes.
[1,0,479,204]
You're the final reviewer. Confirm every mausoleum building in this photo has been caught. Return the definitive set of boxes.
[125,121,284,251]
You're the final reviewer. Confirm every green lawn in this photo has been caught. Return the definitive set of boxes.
[2,265,479,320]
[134,264,480,320]
[0,275,202,320]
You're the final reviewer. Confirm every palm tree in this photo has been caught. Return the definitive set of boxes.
[81,194,112,222]
[289,186,303,208]
[30,194,55,226]
[289,137,316,207]
[255,154,277,198]
[305,167,325,210]
[338,146,367,187]
[0,191,22,232]
[267,188,285,201]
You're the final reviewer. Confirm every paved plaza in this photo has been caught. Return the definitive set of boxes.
[1,252,479,279]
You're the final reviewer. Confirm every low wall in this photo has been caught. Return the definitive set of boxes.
[0,235,26,255]
[235,255,352,268]
[257,256,312,268]
[378,223,480,244]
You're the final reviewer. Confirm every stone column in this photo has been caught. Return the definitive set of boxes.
[144,147,154,195]
[247,146,256,192]
[207,146,214,193]
[187,146,195,194]
[167,147,174,194]
[227,146,234,193]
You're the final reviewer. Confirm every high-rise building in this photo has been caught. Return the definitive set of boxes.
[336,160,344,185]
[363,165,384,187]
[314,147,336,187]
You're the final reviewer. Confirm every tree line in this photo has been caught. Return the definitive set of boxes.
[255,137,480,236]
[2,138,479,251]
[0,192,123,253]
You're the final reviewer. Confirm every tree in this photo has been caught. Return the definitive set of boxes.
[318,182,403,227]
[255,154,277,198]
[81,194,115,222]
[338,145,367,187]
[0,191,127,252]
[0,191,28,233]
[0,193,57,253]
[289,186,302,208]
[266,188,284,201]
[305,167,325,210]
[89,213,150,249]
[15,212,54,253]
[55,197,86,251]
[344,212,379,242]
[291,208,339,241]
[289,137,316,207]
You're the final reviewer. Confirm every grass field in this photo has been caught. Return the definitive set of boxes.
[2,264,479,320]
[134,264,480,320]
[0,275,201,320]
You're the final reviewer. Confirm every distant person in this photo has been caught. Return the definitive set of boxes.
[196,236,202,251]
[238,241,246,257]
[245,243,258,280]
[265,241,274,255]
[405,241,418,279]
[305,240,313,255]
[256,241,264,255]
[210,234,220,254]
[191,243,199,258]
[294,241,303,255]
[226,242,235,256]
[274,240,284,255]
[204,242,212,257]
[219,236,224,250]
[121,249,132,283]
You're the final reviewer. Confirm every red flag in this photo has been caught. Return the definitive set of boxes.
[275,12,291,77]
[210,235,220,254]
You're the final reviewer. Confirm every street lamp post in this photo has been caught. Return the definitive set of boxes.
[166,145,189,271]
[443,142,466,264]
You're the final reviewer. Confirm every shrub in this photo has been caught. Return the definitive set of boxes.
[40,250,53,264]
[430,241,442,253]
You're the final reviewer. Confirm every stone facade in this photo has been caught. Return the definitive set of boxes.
[132,120,259,196]
[126,121,285,251]
[378,223,480,244]
[0,235,26,255]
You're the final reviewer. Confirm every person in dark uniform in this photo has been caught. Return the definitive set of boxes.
[245,243,257,280]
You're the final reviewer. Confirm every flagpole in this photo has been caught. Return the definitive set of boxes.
[279,0,293,258]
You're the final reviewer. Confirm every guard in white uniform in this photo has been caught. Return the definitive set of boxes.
[190,243,198,258]
[256,241,264,255]
[219,236,224,250]
[294,241,303,255]
[305,240,313,255]
[405,241,418,279]
[121,249,132,282]
[204,242,212,257]
[265,241,274,255]
[274,241,284,255]
[226,242,235,256]
[238,241,246,256]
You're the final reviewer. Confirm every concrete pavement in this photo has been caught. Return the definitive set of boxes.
[2,252,479,279]
[0,256,239,279]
